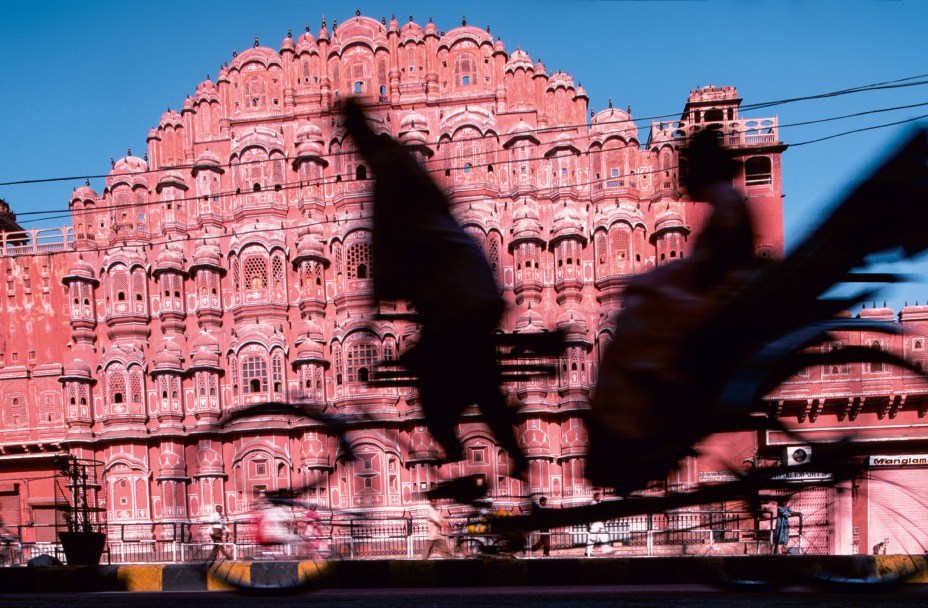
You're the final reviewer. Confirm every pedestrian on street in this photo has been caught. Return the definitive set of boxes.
[423,499,453,559]
[207,504,232,563]
[530,496,551,557]
[585,492,612,556]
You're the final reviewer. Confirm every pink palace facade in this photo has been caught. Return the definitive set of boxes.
[0,13,926,556]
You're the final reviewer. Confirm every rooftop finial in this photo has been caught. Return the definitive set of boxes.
[287,27,292,38]
[110,157,115,168]
[127,147,132,156]
[462,16,467,26]
[627,104,631,114]
[409,14,413,22]
[608,99,613,109]
[356,8,361,17]
[487,24,491,33]
[306,23,310,32]
[85,178,90,187]
[382,16,386,25]
[254,35,259,47]
[332,18,337,31]
[232,49,237,58]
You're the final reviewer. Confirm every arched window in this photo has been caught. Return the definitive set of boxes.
[346,336,378,384]
[242,355,268,394]
[455,52,476,88]
[346,237,372,281]
[869,341,884,373]
[242,252,268,290]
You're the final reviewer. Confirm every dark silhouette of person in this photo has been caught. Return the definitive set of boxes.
[586,130,758,495]
[586,126,928,497]
[343,99,528,478]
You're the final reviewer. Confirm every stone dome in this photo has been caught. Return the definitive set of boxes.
[154,244,185,275]
[65,256,97,281]
[591,106,639,142]
[110,154,149,177]
[512,200,542,240]
[505,48,534,73]
[557,308,590,340]
[424,18,439,37]
[155,170,187,193]
[546,71,575,92]
[552,203,585,239]
[190,242,222,271]
[400,17,424,42]
[64,358,93,379]
[153,344,183,373]
[70,185,98,202]
[280,32,295,53]
[515,307,546,333]
[295,28,317,52]
[533,60,547,78]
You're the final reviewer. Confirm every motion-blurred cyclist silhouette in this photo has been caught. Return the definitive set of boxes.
[344,99,528,479]
[346,94,928,499]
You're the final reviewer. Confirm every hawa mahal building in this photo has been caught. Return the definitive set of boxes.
[0,13,925,555]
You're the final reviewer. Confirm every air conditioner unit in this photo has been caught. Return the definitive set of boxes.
[784,446,812,466]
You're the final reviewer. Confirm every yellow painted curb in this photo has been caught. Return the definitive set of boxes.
[875,555,928,583]
[117,564,165,591]
[207,561,251,591]
[298,559,331,586]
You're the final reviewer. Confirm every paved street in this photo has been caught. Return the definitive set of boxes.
[2,586,928,608]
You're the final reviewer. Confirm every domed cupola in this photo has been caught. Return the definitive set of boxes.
[424,16,439,38]
[280,29,295,53]
[398,111,433,156]
[591,105,639,143]
[189,241,224,274]
[504,47,534,74]
[317,16,330,41]
[294,122,327,165]
[293,319,327,365]
[493,37,506,55]
[293,224,328,266]
[155,170,188,194]
[557,308,590,342]
[515,305,546,333]
[153,243,186,277]
[400,16,424,43]
[194,78,219,104]
[191,149,223,177]
[533,60,548,78]
[63,255,99,285]
[61,358,93,382]
[107,152,149,190]
[152,339,184,374]
[511,199,542,241]
[387,14,400,35]
[189,329,221,370]
[551,202,586,242]
[70,184,99,205]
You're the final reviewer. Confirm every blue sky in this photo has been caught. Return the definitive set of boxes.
[1,0,927,308]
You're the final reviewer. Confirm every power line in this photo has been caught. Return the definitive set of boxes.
[2,73,927,189]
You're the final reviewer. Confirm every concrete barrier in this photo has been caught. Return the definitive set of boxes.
[0,556,924,592]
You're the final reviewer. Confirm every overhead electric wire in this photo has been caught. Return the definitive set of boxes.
[1,72,928,189]
[6,96,928,225]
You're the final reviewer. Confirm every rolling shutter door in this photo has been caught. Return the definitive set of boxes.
[868,468,928,555]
